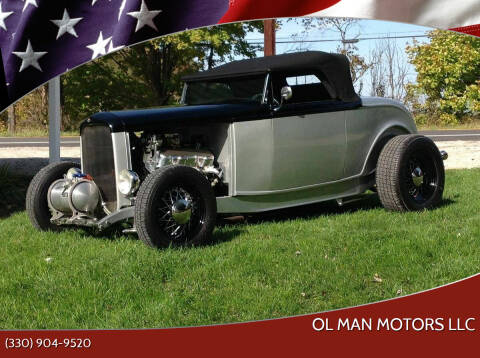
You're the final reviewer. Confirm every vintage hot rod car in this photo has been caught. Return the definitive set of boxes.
[26,51,447,248]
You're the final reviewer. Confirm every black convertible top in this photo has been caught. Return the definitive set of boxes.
[182,51,360,103]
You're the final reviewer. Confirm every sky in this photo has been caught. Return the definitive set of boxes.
[244,18,435,96]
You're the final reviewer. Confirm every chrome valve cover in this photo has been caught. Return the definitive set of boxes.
[144,148,215,173]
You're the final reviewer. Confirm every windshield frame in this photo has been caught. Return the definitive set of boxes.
[181,73,270,106]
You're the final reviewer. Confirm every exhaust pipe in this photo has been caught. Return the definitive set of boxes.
[440,150,448,161]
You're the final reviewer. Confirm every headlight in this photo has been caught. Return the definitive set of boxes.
[118,170,140,196]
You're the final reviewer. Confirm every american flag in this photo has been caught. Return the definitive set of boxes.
[0,0,478,113]
[0,0,230,111]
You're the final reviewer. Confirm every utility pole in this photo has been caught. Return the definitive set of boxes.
[264,19,276,56]
[7,104,15,135]
[48,76,61,163]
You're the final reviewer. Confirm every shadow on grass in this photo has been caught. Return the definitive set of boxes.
[0,173,31,219]
[86,224,244,248]
[220,194,457,226]
[86,194,457,248]
[434,198,456,209]
[244,193,384,225]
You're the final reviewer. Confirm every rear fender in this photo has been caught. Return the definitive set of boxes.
[362,125,412,175]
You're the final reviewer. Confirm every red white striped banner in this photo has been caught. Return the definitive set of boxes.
[222,0,480,36]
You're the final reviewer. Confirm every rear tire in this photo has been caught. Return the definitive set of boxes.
[376,135,445,211]
[26,161,80,231]
[134,165,217,249]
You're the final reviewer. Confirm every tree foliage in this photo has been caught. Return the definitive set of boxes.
[406,30,480,125]
[61,22,262,130]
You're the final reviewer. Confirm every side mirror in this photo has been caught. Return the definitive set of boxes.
[274,86,292,112]
[281,86,293,101]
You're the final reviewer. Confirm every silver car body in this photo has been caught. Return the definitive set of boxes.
[213,97,416,213]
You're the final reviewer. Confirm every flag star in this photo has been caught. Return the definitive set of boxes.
[127,0,162,32]
[12,40,47,72]
[92,0,111,6]
[107,40,124,54]
[51,9,83,39]
[118,0,126,21]
[22,0,38,12]
[87,32,112,60]
[0,3,13,31]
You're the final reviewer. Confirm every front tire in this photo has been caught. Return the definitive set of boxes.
[26,161,80,231]
[376,135,445,211]
[134,165,217,248]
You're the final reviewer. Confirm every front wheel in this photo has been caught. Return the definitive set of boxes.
[376,135,445,211]
[134,165,217,248]
[26,161,80,231]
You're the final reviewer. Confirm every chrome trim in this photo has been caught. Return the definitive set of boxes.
[262,73,270,105]
[230,123,237,197]
[80,134,84,171]
[440,151,448,161]
[111,132,133,210]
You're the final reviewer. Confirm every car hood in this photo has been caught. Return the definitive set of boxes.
[84,103,269,133]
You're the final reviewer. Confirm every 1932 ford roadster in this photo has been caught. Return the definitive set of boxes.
[26,51,447,248]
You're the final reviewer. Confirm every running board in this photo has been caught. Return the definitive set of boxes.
[336,194,369,207]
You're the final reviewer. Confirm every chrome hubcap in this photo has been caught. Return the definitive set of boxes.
[412,167,424,187]
[157,186,202,241]
[171,199,192,225]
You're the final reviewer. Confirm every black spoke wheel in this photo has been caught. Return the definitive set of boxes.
[376,135,445,211]
[135,165,217,248]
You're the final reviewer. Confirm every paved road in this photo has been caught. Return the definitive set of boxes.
[0,137,80,148]
[0,130,480,148]
[420,130,480,142]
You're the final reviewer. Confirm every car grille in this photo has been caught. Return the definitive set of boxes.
[81,125,117,212]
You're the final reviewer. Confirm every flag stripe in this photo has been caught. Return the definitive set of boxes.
[220,0,340,23]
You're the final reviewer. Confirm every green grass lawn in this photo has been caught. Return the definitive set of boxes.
[1,169,479,329]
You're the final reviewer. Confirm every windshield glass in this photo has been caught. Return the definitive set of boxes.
[184,75,266,105]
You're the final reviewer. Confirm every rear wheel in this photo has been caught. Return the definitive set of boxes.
[26,161,80,231]
[134,165,217,248]
[376,135,445,211]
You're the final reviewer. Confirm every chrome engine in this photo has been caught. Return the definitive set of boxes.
[142,133,222,185]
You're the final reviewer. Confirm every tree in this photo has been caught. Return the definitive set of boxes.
[61,22,262,130]
[293,18,370,94]
[368,39,409,102]
[406,29,480,125]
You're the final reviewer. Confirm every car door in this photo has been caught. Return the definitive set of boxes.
[271,103,347,191]
[269,74,347,191]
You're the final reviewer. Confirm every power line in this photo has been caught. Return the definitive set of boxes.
[248,31,429,42]
[246,34,429,45]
